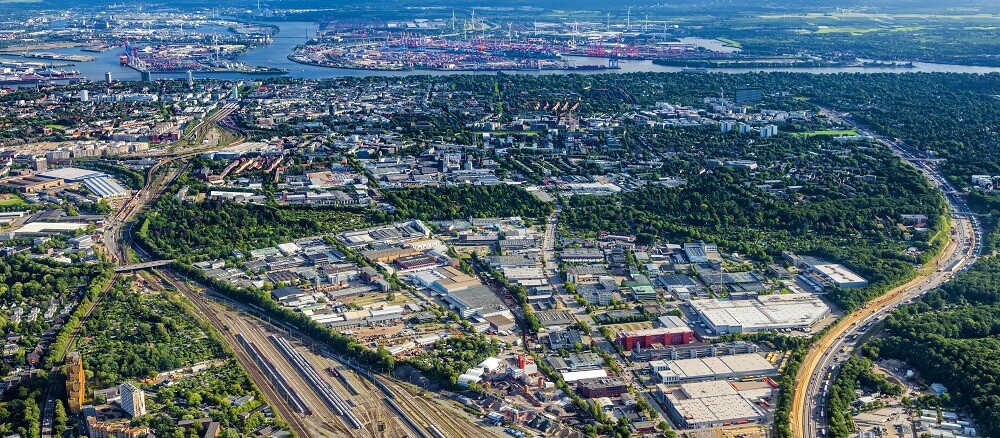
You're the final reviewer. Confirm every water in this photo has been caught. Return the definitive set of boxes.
[678,37,741,53]
[35,21,1000,82]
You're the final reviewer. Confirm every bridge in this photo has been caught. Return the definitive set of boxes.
[114,260,175,273]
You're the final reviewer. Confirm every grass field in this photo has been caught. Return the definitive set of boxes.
[716,37,743,49]
[815,26,882,35]
[0,194,27,207]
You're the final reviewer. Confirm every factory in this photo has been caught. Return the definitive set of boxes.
[656,380,768,429]
[690,293,830,334]
[649,353,777,384]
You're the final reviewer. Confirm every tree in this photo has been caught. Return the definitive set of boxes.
[53,400,68,437]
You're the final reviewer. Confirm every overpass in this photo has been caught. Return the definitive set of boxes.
[114,260,175,272]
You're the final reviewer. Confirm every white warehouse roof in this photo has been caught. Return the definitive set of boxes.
[691,293,830,333]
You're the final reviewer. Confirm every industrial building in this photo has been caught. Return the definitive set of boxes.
[35,167,130,200]
[631,341,759,362]
[656,380,767,429]
[559,247,605,263]
[690,293,830,334]
[0,175,65,193]
[444,284,509,319]
[650,353,776,384]
[784,252,868,289]
[616,326,695,350]
[2,222,88,240]
[82,176,130,199]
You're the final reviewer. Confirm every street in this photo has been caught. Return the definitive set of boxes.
[795,109,984,437]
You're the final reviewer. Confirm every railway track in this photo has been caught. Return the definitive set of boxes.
[158,271,317,437]
[269,335,363,429]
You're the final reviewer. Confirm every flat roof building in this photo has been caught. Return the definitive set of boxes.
[617,326,695,350]
[444,284,508,318]
[653,353,777,384]
[690,293,830,334]
[561,369,608,382]
[631,341,758,362]
[656,380,766,429]
[577,376,628,399]
[560,247,605,263]
[0,175,64,193]
[3,222,87,240]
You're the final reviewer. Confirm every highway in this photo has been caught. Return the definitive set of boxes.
[793,111,983,437]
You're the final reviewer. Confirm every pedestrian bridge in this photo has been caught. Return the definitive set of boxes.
[114,260,175,272]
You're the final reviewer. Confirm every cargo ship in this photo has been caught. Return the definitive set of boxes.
[0,74,46,85]
[565,64,611,71]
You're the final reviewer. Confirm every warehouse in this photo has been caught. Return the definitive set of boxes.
[0,175,64,193]
[651,353,776,384]
[2,222,87,240]
[559,247,605,263]
[38,167,105,181]
[82,176,130,200]
[656,380,766,429]
[808,261,868,288]
[786,253,868,289]
[444,284,509,319]
[690,293,830,334]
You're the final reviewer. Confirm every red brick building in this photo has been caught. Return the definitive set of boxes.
[616,327,694,350]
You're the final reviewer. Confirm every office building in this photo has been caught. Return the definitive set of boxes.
[104,71,112,85]
[734,88,763,103]
[577,376,628,398]
[616,326,695,350]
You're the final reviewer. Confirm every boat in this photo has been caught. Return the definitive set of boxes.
[0,74,46,85]
[566,64,608,71]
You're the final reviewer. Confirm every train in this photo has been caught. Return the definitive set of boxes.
[384,397,433,438]
[235,333,310,415]
[269,335,362,429]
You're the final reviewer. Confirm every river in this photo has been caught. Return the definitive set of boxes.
[36,21,1000,82]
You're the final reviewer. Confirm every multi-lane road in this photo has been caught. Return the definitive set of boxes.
[794,111,984,437]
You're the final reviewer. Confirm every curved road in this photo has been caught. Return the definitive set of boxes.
[792,111,983,437]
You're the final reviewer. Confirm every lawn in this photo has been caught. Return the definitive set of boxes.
[0,194,27,207]
[716,37,743,49]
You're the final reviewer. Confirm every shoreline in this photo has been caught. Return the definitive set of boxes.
[285,55,620,73]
